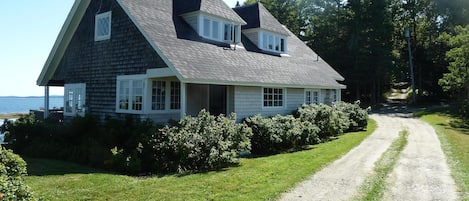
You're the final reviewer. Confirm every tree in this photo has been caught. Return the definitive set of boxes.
[439,25,469,99]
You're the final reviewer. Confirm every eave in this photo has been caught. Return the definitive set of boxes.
[37,0,91,86]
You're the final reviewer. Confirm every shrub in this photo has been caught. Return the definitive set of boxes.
[294,101,369,139]
[0,146,35,200]
[294,104,345,139]
[333,101,369,132]
[459,100,469,120]
[245,114,320,155]
[153,110,252,172]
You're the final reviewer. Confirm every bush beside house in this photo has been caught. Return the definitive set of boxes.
[4,101,369,175]
[0,146,35,200]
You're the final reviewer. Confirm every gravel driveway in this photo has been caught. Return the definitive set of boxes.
[280,112,458,201]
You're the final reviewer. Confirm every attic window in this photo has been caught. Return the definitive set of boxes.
[95,11,112,41]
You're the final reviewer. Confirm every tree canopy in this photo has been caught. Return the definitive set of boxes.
[244,0,469,103]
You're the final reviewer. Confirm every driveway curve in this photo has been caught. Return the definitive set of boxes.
[280,112,458,201]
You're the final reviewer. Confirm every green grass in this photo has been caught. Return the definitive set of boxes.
[354,130,408,201]
[417,108,469,200]
[24,119,377,201]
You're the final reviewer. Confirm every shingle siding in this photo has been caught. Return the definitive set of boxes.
[52,0,167,120]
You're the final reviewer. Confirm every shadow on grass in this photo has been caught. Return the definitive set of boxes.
[25,157,107,176]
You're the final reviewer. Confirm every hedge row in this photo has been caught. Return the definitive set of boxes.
[247,101,369,155]
[4,101,368,174]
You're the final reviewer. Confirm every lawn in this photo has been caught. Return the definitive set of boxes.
[416,108,469,200]
[25,119,376,201]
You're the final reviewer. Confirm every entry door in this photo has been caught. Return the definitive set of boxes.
[209,85,227,116]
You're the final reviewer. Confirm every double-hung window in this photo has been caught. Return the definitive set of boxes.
[95,11,111,41]
[263,88,284,107]
[64,83,86,116]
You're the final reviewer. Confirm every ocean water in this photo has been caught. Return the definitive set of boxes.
[0,96,64,114]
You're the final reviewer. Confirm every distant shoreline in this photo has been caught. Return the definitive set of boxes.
[0,113,27,120]
[0,95,63,98]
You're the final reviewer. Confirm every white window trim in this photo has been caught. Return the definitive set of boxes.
[198,14,242,44]
[304,89,321,105]
[262,87,286,109]
[259,30,288,54]
[116,75,146,114]
[148,79,181,114]
[95,11,112,41]
[64,83,86,117]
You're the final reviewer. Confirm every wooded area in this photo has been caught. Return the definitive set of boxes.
[244,0,469,104]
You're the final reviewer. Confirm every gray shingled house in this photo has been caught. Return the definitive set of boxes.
[37,0,345,123]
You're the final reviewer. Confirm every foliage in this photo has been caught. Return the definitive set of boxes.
[333,101,370,132]
[294,101,369,139]
[245,114,320,155]
[438,25,469,99]
[243,0,469,103]
[0,146,35,200]
[148,110,252,173]
[24,120,377,201]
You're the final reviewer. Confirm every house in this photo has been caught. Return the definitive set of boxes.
[37,0,345,123]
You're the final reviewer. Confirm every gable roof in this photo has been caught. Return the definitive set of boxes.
[233,3,290,36]
[38,0,344,89]
[174,0,246,24]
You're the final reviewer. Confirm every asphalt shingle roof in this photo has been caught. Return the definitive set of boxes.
[119,0,344,88]
[174,0,246,24]
[233,3,290,36]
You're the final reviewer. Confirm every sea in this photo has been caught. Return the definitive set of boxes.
[0,96,64,114]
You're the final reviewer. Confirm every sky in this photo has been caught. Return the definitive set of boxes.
[0,0,245,97]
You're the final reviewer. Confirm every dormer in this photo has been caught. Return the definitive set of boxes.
[175,0,247,44]
[233,3,290,54]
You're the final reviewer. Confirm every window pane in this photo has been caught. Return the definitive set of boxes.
[212,21,219,39]
[170,82,181,109]
[132,80,143,111]
[224,24,232,41]
[152,81,165,110]
[97,17,110,36]
[268,35,273,50]
[66,89,73,113]
[263,33,268,49]
[203,18,210,37]
[275,36,280,51]
[305,91,311,104]
[119,81,129,110]
[280,38,285,52]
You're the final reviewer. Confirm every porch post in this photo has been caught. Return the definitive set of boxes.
[44,86,50,119]
[180,82,186,119]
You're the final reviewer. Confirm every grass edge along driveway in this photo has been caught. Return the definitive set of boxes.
[417,109,469,200]
[25,119,376,201]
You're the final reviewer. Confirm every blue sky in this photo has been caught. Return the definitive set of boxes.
[0,0,245,97]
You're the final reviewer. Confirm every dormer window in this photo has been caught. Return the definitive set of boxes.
[199,16,241,44]
[95,11,112,41]
[261,31,287,53]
